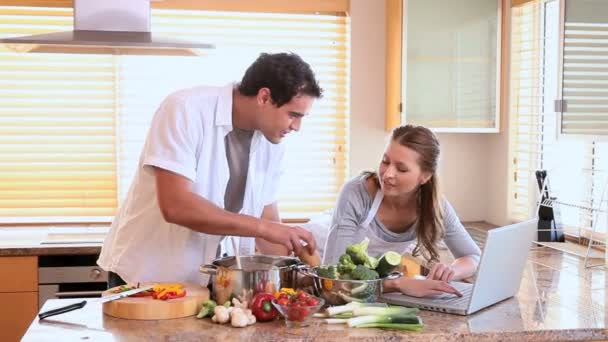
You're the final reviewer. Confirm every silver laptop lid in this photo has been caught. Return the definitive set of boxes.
[467,219,537,314]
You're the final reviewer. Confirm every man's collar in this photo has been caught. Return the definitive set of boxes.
[215,83,235,128]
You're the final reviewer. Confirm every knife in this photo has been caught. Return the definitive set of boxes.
[38,285,154,320]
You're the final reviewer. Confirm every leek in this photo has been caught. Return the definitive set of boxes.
[325,302,388,316]
[324,318,350,324]
[347,314,421,328]
[355,323,424,331]
[352,306,419,317]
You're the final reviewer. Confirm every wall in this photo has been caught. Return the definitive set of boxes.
[349,0,510,225]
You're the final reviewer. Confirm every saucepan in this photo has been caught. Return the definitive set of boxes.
[200,255,303,305]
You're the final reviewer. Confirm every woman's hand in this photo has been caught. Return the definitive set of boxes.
[385,277,462,298]
[427,262,456,282]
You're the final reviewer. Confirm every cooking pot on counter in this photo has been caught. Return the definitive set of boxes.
[200,255,303,305]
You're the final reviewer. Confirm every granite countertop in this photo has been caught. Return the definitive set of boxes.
[0,227,107,256]
[21,248,608,342]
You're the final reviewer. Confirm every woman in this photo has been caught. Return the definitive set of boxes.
[323,125,481,297]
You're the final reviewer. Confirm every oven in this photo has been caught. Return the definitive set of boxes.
[38,254,108,309]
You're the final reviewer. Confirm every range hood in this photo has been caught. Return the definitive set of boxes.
[0,0,214,56]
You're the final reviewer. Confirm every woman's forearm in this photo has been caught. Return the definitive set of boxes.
[450,255,478,280]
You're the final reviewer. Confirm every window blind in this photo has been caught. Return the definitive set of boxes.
[509,0,544,221]
[0,7,117,222]
[560,0,608,135]
[0,6,350,222]
[509,0,608,239]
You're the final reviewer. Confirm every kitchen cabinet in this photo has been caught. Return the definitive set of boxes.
[396,0,502,132]
[0,256,38,342]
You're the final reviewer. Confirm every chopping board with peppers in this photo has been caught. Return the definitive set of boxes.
[102,283,209,320]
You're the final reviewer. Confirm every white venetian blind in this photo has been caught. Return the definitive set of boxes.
[510,0,608,238]
[560,0,608,135]
[117,9,349,219]
[0,5,349,223]
[0,6,117,222]
[509,0,544,221]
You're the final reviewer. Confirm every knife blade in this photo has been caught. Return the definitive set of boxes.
[98,285,154,303]
[38,285,154,320]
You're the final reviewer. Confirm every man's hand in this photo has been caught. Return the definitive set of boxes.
[390,277,462,298]
[427,262,456,282]
[260,221,317,257]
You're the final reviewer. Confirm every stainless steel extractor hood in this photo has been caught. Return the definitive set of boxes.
[0,0,214,56]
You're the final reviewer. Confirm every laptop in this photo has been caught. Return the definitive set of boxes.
[379,219,537,315]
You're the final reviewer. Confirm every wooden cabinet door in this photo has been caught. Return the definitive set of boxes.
[0,256,38,342]
[0,256,37,292]
[0,292,38,342]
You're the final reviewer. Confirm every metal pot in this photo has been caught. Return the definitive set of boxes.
[298,266,402,306]
[200,255,302,305]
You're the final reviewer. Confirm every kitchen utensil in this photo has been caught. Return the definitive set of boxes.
[231,236,242,269]
[298,267,402,306]
[102,283,210,320]
[200,255,303,305]
[38,285,154,320]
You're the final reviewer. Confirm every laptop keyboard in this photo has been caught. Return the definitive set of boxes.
[428,283,473,307]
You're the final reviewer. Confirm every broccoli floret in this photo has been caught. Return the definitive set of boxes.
[350,282,378,301]
[346,238,371,265]
[337,253,356,275]
[317,265,339,279]
[364,256,379,269]
[350,264,379,281]
[339,254,354,265]
[338,263,356,275]
[339,272,353,280]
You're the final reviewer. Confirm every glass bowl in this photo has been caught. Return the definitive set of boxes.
[271,296,325,328]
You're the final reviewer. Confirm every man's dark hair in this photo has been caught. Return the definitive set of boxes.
[238,52,323,107]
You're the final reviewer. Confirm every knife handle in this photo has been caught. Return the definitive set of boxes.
[38,300,87,320]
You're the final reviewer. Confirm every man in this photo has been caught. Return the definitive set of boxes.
[98,53,322,287]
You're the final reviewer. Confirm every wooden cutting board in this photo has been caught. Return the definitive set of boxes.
[102,283,210,320]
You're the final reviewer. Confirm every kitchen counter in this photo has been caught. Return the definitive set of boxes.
[21,248,608,342]
[0,227,106,256]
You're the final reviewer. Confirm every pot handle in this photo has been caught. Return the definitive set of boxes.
[199,264,218,275]
[295,264,317,278]
[384,271,403,280]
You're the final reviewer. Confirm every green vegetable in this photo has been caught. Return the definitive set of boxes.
[352,306,419,317]
[196,299,217,319]
[355,323,424,331]
[325,302,388,316]
[346,238,371,265]
[317,265,339,279]
[337,254,357,274]
[350,264,379,280]
[350,282,378,300]
[338,291,364,303]
[339,254,354,265]
[324,318,350,324]
[375,251,402,277]
[364,256,379,269]
[347,313,422,328]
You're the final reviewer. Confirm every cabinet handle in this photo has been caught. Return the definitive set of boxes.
[56,291,103,297]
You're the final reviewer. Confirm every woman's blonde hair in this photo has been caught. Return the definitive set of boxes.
[363,124,444,263]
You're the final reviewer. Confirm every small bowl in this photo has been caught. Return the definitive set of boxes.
[271,296,325,328]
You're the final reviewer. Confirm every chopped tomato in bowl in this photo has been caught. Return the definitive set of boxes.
[271,290,324,327]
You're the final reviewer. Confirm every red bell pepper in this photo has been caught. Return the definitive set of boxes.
[251,293,279,322]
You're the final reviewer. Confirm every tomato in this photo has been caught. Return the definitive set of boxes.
[306,298,319,306]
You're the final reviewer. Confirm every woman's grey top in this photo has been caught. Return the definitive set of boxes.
[324,175,481,264]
